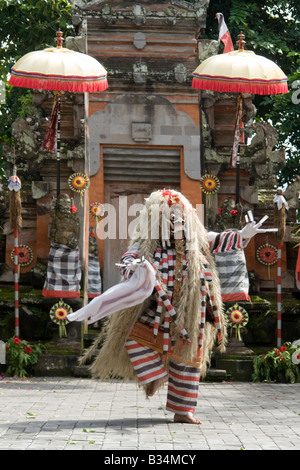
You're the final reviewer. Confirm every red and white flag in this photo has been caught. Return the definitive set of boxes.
[216,13,234,54]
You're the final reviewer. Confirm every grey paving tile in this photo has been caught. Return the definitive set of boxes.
[0,377,299,450]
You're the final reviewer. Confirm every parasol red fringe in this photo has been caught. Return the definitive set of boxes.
[192,76,288,95]
[9,75,108,93]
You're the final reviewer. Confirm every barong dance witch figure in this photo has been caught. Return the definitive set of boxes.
[68,189,266,424]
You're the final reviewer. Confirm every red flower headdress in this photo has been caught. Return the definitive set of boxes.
[161,189,184,207]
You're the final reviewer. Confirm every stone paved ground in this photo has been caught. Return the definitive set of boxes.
[0,377,299,452]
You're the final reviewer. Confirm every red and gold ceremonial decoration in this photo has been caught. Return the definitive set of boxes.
[49,300,72,338]
[68,172,90,206]
[89,202,105,226]
[257,243,278,279]
[225,303,249,341]
[10,244,33,267]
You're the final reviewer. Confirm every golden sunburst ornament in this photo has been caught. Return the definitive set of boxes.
[199,174,220,194]
[199,174,220,208]
[68,172,90,206]
[49,300,72,338]
[225,303,249,341]
[89,202,105,225]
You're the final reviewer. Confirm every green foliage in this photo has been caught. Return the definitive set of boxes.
[0,0,74,75]
[252,341,300,383]
[5,336,43,378]
[262,64,300,186]
[16,91,34,118]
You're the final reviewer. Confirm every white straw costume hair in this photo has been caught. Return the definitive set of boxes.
[78,189,227,381]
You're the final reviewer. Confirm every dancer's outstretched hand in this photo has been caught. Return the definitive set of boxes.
[240,214,278,239]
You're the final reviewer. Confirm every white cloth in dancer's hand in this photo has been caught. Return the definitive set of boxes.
[67,259,156,324]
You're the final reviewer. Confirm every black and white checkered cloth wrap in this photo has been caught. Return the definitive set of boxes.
[43,243,81,298]
[214,249,250,302]
[88,253,102,297]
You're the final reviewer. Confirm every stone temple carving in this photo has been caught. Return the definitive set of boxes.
[49,193,80,250]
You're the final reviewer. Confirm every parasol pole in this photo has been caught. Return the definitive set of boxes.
[54,30,63,198]
[233,34,246,205]
[236,144,241,204]
[39,29,64,197]
[57,91,61,197]
[231,93,243,204]
[41,90,61,197]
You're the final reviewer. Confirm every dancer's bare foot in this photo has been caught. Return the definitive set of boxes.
[145,375,168,397]
[174,413,201,424]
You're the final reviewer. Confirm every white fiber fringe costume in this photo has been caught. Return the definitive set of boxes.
[68,189,259,422]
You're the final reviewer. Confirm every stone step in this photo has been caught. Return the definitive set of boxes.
[73,364,228,382]
[204,368,228,382]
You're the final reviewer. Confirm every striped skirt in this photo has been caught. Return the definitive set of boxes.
[125,339,200,416]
